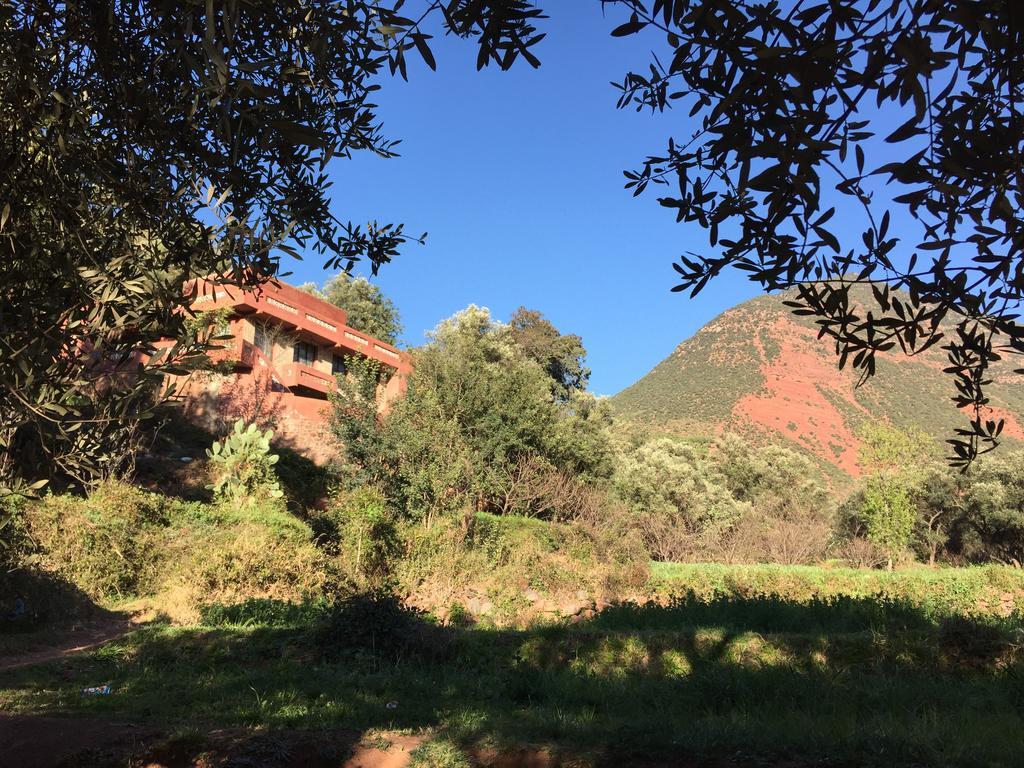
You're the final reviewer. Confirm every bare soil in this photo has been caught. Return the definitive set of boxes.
[0,616,135,674]
[0,715,426,768]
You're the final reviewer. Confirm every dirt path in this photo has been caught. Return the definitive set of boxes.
[0,714,426,768]
[0,616,135,674]
[0,713,158,768]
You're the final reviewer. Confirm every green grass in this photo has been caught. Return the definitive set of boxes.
[649,562,1024,618]
[3,569,1024,767]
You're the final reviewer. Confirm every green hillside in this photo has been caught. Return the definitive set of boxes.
[613,290,1024,475]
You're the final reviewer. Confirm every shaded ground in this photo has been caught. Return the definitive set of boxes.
[0,713,158,768]
[0,713,821,768]
[0,715,427,768]
[2,593,1022,767]
[0,615,135,674]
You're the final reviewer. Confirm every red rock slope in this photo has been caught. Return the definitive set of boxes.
[613,292,1024,477]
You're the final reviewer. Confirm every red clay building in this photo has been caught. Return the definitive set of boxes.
[167,278,411,461]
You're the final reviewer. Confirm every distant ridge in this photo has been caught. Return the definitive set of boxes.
[612,290,1024,477]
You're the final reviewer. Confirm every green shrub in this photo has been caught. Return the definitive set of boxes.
[25,481,168,599]
[198,598,329,628]
[473,512,559,564]
[313,592,448,664]
[224,499,314,540]
[316,487,401,589]
[0,493,31,576]
[206,419,283,504]
[473,511,647,598]
[937,615,1014,664]
[395,517,482,609]
[274,445,337,512]
[19,481,335,622]
[168,523,332,613]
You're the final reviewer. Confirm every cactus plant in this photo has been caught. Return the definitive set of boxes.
[206,419,284,504]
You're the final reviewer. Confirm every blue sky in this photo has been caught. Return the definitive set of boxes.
[282,3,904,396]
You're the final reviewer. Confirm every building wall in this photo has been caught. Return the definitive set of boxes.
[168,279,410,463]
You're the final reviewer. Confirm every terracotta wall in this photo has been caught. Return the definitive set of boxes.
[168,280,410,463]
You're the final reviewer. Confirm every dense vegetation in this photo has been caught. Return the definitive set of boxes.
[0,0,544,491]
[6,301,1024,624]
[4,291,1024,766]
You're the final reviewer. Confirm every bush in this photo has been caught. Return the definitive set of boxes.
[199,598,329,628]
[25,481,168,599]
[937,615,1014,665]
[394,510,646,626]
[165,523,333,621]
[314,592,448,664]
[315,487,401,589]
[19,480,336,623]
[206,419,283,504]
[0,493,31,576]
[274,445,337,512]
[395,517,482,612]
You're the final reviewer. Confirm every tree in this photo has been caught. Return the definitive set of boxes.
[712,434,833,564]
[952,451,1024,566]
[913,466,966,566]
[300,273,403,344]
[843,423,938,567]
[613,437,748,561]
[0,0,545,488]
[861,475,915,570]
[857,423,936,476]
[330,305,612,524]
[507,307,590,401]
[606,0,1023,464]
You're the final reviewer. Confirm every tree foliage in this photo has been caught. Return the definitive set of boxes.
[606,0,1023,464]
[838,422,1024,566]
[614,433,833,563]
[300,273,403,344]
[861,476,915,570]
[947,452,1024,566]
[614,437,748,561]
[330,305,611,524]
[0,0,545,488]
[857,422,936,476]
[508,307,590,401]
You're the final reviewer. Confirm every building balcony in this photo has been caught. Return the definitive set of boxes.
[188,277,411,375]
[208,338,258,370]
[279,362,335,397]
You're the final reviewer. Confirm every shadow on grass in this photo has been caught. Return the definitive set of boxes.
[3,592,1024,767]
[0,568,112,635]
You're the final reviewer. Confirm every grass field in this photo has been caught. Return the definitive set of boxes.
[3,565,1024,767]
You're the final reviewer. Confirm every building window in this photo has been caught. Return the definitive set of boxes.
[293,340,317,366]
[253,324,273,357]
[332,354,347,376]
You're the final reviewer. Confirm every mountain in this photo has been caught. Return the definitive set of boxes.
[612,290,1024,477]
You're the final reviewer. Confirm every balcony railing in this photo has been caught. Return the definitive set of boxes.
[207,338,258,370]
[189,278,411,375]
[279,362,334,396]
